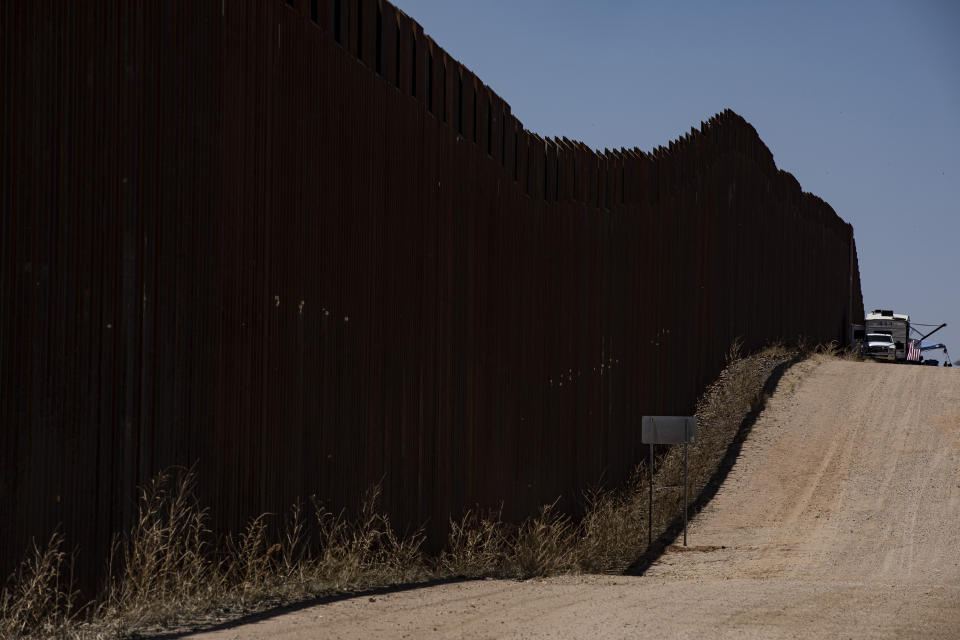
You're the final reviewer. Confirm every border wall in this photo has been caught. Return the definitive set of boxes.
[1,0,864,588]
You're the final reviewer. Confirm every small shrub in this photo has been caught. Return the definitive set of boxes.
[311,486,426,590]
[438,508,507,578]
[0,531,77,639]
[508,502,576,578]
[99,467,225,633]
[575,482,643,573]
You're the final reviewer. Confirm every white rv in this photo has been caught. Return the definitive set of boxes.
[864,310,910,361]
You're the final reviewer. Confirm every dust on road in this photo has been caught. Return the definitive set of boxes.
[183,359,960,639]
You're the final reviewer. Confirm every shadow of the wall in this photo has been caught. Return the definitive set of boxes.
[144,576,474,640]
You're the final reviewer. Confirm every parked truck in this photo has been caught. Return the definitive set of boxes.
[863,332,897,361]
[865,310,910,361]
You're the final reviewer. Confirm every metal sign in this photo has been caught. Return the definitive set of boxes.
[642,416,697,444]
[642,415,697,548]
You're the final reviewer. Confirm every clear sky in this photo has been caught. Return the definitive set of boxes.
[394,0,960,362]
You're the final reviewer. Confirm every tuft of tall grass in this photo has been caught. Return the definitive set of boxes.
[437,508,507,578]
[99,467,225,632]
[0,531,78,639]
[574,471,648,573]
[508,502,576,578]
[726,336,744,365]
[310,486,426,591]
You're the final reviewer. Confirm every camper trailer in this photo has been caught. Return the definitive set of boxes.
[865,310,910,361]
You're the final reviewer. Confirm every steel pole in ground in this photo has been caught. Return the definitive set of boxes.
[683,419,688,547]
[649,444,653,548]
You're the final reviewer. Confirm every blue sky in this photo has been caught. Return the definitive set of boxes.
[395,0,960,361]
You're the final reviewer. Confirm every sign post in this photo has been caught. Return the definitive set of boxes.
[684,419,689,546]
[641,416,698,548]
[649,440,654,546]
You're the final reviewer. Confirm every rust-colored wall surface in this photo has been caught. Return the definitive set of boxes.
[1,0,864,587]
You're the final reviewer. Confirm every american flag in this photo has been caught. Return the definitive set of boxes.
[907,339,922,362]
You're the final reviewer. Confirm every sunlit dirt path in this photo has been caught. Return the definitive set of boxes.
[183,359,960,639]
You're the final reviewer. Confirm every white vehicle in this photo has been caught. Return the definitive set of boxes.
[865,310,910,361]
[863,333,897,361]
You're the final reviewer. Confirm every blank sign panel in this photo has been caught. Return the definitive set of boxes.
[641,416,697,444]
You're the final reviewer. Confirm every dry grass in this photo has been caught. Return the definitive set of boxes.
[573,470,649,573]
[1,476,430,638]
[0,531,78,639]
[814,340,862,361]
[98,467,225,633]
[437,508,507,578]
[308,486,427,591]
[2,341,814,638]
[508,502,577,578]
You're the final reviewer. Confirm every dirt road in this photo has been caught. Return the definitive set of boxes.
[184,359,960,639]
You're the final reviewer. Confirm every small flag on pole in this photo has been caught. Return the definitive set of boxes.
[907,339,922,362]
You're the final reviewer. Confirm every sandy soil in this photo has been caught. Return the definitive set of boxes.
[184,359,960,639]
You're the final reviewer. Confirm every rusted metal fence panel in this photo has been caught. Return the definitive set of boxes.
[1,0,863,590]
